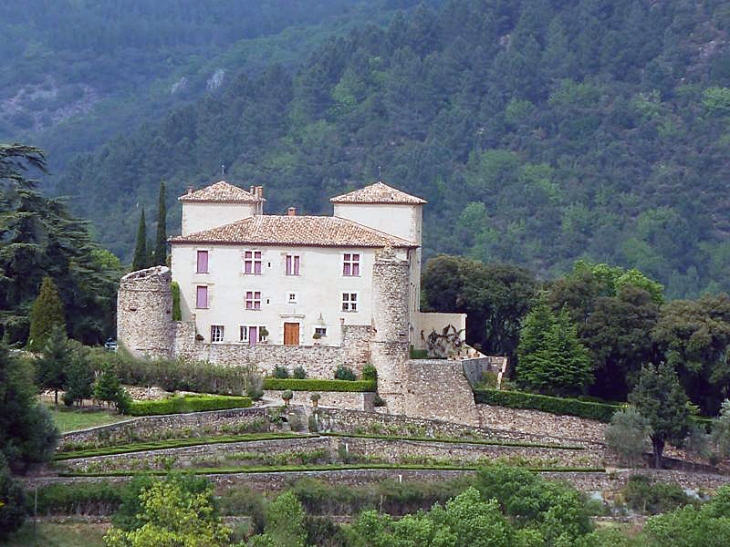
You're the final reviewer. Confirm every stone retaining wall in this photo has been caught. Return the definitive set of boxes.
[56,434,602,474]
[264,391,374,412]
[476,405,607,444]
[28,469,730,496]
[58,407,274,450]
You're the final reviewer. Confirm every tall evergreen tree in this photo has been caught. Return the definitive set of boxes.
[629,363,691,469]
[153,181,167,266]
[35,326,71,407]
[28,276,66,352]
[132,209,148,271]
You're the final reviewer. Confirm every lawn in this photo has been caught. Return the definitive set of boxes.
[1,520,108,547]
[48,406,129,433]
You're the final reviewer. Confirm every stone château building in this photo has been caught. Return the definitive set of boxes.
[117,179,490,416]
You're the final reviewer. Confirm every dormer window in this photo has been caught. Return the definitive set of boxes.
[244,251,262,275]
[343,253,360,276]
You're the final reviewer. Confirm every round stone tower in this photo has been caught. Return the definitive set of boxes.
[370,247,411,414]
[117,266,175,359]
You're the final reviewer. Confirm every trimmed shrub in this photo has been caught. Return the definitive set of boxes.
[263,378,376,392]
[474,388,619,422]
[127,394,252,416]
[334,365,357,381]
[361,364,377,383]
[293,366,307,379]
[34,480,124,516]
[273,365,290,379]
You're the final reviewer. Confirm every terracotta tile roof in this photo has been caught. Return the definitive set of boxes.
[169,215,417,248]
[330,181,426,205]
[178,181,263,203]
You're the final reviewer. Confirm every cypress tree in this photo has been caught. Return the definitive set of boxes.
[154,182,167,266]
[132,209,148,271]
[28,277,66,352]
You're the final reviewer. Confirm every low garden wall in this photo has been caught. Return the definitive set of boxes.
[476,405,607,444]
[58,407,274,450]
[264,391,374,412]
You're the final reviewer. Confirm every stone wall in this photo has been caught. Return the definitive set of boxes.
[371,249,411,414]
[403,360,480,426]
[477,405,607,444]
[57,434,602,474]
[264,391,374,412]
[117,266,175,359]
[315,408,599,448]
[59,407,273,450]
[462,356,508,386]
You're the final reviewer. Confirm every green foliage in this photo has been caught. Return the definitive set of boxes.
[623,474,695,515]
[34,326,71,406]
[422,256,538,359]
[93,366,130,413]
[63,342,95,406]
[475,465,592,545]
[334,364,357,381]
[262,378,376,392]
[153,182,167,266]
[110,353,263,397]
[517,302,593,397]
[0,144,119,346]
[473,389,618,423]
[0,345,58,471]
[104,474,230,546]
[28,276,65,352]
[252,490,307,547]
[170,282,181,321]
[628,364,691,468]
[131,209,148,271]
[0,454,26,539]
[35,480,124,516]
[641,485,730,546]
[361,364,377,383]
[127,394,252,416]
[604,406,652,468]
[713,399,730,457]
[280,390,293,403]
[292,366,307,379]
[272,365,290,379]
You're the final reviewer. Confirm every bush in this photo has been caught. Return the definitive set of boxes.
[34,480,123,516]
[334,365,357,381]
[0,455,26,539]
[623,474,696,515]
[292,366,307,379]
[170,281,182,321]
[361,364,377,383]
[474,388,619,422]
[127,394,252,416]
[263,378,376,392]
[273,365,290,379]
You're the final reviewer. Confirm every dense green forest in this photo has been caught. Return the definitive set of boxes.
[51,0,730,298]
[0,0,417,169]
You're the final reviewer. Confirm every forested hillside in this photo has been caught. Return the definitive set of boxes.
[0,0,414,169]
[55,0,730,297]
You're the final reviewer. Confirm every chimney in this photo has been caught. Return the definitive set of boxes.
[287,207,297,216]
[256,186,264,199]
[186,186,194,195]
[250,185,255,196]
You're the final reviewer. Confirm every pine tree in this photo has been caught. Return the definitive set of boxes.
[517,304,592,397]
[28,277,66,352]
[132,209,148,271]
[153,182,167,266]
[35,326,71,407]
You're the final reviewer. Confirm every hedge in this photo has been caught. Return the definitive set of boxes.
[474,389,619,422]
[127,394,252,416]
[263,378,376,392]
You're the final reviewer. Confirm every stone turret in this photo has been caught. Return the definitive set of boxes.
[370,247,411,413]
[117,266,175,358]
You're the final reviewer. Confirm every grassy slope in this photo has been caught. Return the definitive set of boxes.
[49,407,128,433]
[1,521,107,547]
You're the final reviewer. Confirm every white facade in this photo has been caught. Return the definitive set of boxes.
[169,180,425,348]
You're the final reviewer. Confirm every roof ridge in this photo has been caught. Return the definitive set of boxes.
[330,181,426,205]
